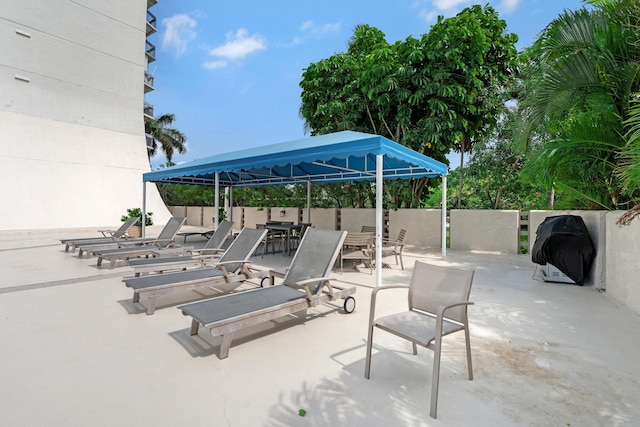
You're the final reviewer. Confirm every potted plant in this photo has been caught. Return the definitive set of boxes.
[121,208,153,237]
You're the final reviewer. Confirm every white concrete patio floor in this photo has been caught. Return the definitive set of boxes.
[1,226,639,427]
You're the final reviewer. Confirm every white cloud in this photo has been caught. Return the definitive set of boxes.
[203,60,228,70]
[208,29,266,60]
[432,0,471,11]
[497,0,520,14]
[161,13,197,58]
[300,20,341,37]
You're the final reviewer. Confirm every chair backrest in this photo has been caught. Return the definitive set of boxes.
[344,232,373,248]
[116,216,140,237]
[396,229,407,243]
[155,217,187,242]
[283,228,347,294]
[361,225,376,234]
[202,220,235,253]
[217,227,267,273]
[296,223,311,237]
[410,261,474,324]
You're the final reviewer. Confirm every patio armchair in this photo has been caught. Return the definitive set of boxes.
[340,231,374,274]
[364,261,475,419]
[380,228,407,270]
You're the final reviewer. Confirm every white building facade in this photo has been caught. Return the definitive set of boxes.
[0,0,169,230]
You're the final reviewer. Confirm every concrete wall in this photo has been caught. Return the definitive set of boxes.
[169,205,640,316]
[203,207,215,228]
[229,207,244,234]
[450,210,520,253]
[605,211,640,316]
[243,208,268,229]
[340,208,376,232]
[269,207,300,224]
[310,208,338,230]
[389,209,442,248]
[0,0,169,230]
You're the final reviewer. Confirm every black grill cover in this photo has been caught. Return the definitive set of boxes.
[531,215,595,285]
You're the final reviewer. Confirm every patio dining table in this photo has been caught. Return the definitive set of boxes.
[266,223,303,256]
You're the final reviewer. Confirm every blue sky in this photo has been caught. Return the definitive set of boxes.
[146,0,587,169]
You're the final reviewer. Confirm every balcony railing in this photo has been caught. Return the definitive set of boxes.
[146,40,156,63]
[146,134,155,150]
[144,71,154,93]
[146,11,157,35]
[144,102,154,120]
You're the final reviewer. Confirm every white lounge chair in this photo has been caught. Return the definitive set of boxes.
[179,228,356,360]
[90,217,187,268]
[61,216,140,252]
[122,227,267,315]
[75,217,186,257]
[127,220,235,276]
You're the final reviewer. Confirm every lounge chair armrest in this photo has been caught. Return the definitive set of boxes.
[292,276,332,300]
[191,248,225,256]
[294,276,332,287]
[214,260,252,267]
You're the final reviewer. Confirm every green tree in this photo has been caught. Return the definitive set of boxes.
[416,5,519,208]
[517,0,640,209]
[299,6,518,208]
[145,113,187,164]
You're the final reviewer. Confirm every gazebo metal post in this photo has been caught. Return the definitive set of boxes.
[142,182,147,238]
[375,154,383,288]
[214,172,219,228]
[441,175,447,258]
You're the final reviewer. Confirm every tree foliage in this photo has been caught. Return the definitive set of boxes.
[299,5,519,208]
[145,113,187,164]
[517,0,640,209]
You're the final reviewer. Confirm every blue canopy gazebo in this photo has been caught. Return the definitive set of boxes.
[142,130,448,287]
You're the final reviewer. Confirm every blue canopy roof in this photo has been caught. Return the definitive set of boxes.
[143,130,447,187]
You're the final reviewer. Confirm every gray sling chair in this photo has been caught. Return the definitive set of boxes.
[89,217,187,268]
[364,261,474,419]
[122,227,268,315]
[75,217,186,257]
[61,216,140,252]
[127,220,235,276]
[179,228,356,360]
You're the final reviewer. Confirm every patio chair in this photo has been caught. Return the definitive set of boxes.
[179,228,355,360]
[127,220,235,276]
[340,231,374,274]
[364,261,475,419]
[361,225,376,234]
[288,222,311,252]
[255,224,282,257]
[75,217,186,257]
[123,227,267,315]
[61,216,140,252]
[381,228,407,270]
[90,217,187,268]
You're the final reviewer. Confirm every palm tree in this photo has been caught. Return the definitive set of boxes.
[145,113,187,164]
[517,1,640,209]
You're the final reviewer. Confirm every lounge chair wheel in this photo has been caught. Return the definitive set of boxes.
[343,296,356,313]
[260,277,271,287]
